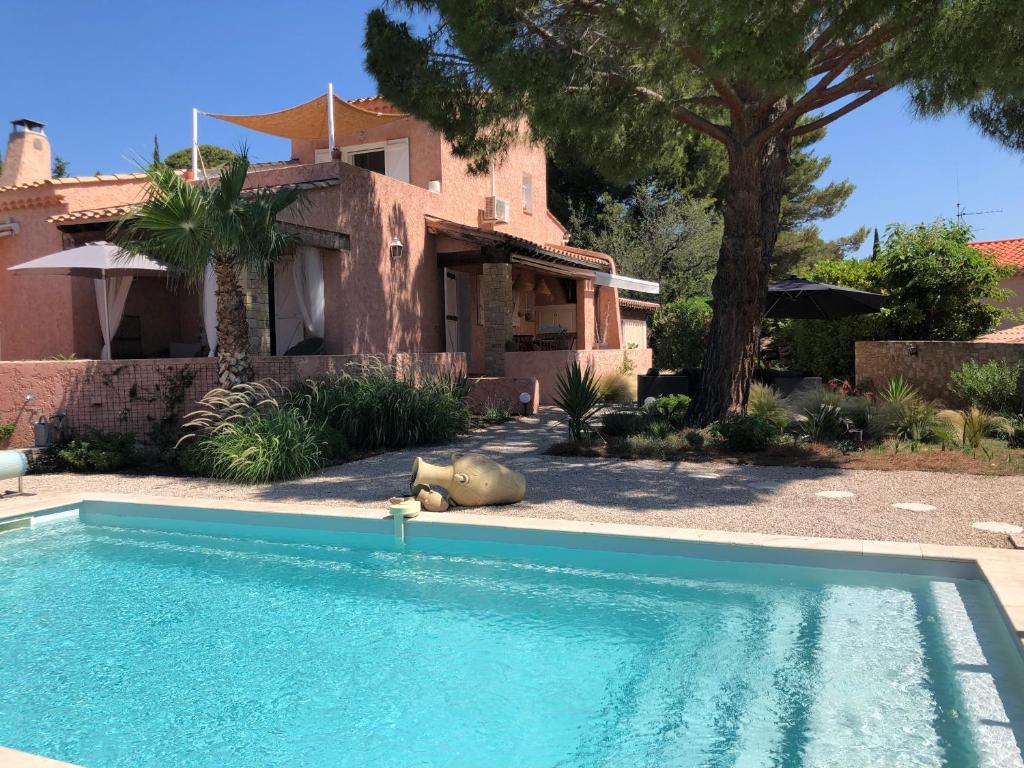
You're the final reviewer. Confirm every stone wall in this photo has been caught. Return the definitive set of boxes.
[242,268,271,355]
[855,340,1024,402]
[481,263,514,375]
[505,348,653,405]
[0,353,465,450]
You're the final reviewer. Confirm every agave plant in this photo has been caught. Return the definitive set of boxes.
[796,403,845,443]
[553,361,603,443]
[879,376,918,406]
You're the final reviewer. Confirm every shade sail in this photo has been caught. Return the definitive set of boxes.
[594,271,660,295]
[208,94,407,141]
[765,277,883,320]
[8,241,166,278]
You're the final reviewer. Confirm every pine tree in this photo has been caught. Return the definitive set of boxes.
[365,1,1024,423]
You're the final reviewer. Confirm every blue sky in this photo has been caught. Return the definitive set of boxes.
[4,1,1022,255]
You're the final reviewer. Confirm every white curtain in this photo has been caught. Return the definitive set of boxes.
[94,276,133,360]
[290,246,325,337]
[202,262,218,356]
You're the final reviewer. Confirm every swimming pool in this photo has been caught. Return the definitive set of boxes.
[1,499,1023,767]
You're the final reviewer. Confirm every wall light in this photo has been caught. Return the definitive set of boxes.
[518,391,532,416]
[389,237,404,260]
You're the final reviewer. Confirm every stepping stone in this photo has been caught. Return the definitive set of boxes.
[689,472,722,480]
[972,521,1024,535]
[816,490,856,499]
[892,502,936,513]
[747,481,782,491]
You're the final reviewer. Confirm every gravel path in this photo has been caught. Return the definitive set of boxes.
[5,409,1023,548]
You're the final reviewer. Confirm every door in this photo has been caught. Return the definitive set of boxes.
[444,268,461,353]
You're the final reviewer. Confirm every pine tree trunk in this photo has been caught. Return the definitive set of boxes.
[688,113,790,426]
[212,258,254,387]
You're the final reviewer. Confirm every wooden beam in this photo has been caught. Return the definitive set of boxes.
[278,221,351,251]
[438,248,510,267]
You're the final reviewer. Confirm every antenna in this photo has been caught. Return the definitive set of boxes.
[955,201,1002,225]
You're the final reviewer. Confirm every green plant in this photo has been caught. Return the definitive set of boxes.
[58,430,136,472]
[111,151,306,386]
[1007,416,1024,449]
[949,360,1023,414]
[184,407,323,483]
[600,411,648,437]
[598,371,636,403]
[887,401,955,444]
[647,394,691,427]
[795,403,845,443]
[714,414,777,452]
[0,422,14,446]
[478,400,514,424]
[624,432,686,459]
[879,376,918,406]
[747,383,792,433]
[290,361,470,451]
[943,407,1012,454]
[646,418,673,439]
[179,381,283,442]
[553,361,603,443]
[684,429,706,448]
[649,297,713,371]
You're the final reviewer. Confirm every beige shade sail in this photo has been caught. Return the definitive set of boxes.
[207,94,407,141]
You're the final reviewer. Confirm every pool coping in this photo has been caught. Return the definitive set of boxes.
[1,490,1023,768]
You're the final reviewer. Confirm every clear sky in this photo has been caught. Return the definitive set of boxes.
[4,1,1022,255]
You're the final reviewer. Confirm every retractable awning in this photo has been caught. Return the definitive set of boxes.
[594,271,659,295]
[208,93,407,141]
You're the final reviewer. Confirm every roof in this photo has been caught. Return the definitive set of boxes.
[618,297,660,313]
[426,216,613,271]
[975,323,1024,343]
[969,238,1024,269]
[0,171,149,195]
[48,206,135,224]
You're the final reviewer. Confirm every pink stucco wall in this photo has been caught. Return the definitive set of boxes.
[0,353,465,449]
[505,348,653,405]
[0,115,611,368]
[466,376,540,416]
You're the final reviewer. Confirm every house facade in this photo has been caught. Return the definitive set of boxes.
[969,238,1024,343]
[0,96,655,388]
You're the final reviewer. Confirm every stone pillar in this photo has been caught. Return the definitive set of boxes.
[482,262,514,375]
[242,268,271,356]
[576,277,596,350]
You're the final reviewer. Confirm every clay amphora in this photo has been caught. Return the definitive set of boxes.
[411,453,526,506]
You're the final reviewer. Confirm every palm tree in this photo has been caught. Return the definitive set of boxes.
[112,152,304,385]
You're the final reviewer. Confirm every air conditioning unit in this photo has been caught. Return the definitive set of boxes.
[483,196,511,223]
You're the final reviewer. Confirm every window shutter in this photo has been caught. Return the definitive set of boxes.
[385,138,410,183]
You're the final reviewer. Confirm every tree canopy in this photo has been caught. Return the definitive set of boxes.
[365,0,1024,423]
[163,144,237,171]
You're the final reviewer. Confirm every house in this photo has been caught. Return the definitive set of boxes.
[0,93,657,402]
[969,237,1024,342]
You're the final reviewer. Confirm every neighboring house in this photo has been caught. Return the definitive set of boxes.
[969,237,1024,342]
[0,94,657,388]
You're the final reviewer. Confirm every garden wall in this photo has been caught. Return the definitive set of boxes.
[855,341,1024,402]
[466,376,540,415]
[0,353,465,450]
[505,348,653,405]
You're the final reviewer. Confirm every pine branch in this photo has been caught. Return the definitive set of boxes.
[785,86,890,138]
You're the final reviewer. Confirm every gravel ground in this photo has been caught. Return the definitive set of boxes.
[5,409,1023,548]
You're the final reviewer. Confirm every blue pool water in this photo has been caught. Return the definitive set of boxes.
[1,510,1023,768]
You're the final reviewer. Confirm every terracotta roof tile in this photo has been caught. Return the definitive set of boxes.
[975,323,1024,343]
[969,238,1024,269]
[47,205,135,223]
[0,171,150,195]
[618,297,660,312]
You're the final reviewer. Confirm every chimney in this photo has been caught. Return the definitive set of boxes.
[0,119,52,187]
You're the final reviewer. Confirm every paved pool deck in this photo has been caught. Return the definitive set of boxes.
[3,409,1023,548]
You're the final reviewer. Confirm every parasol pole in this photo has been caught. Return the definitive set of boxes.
[191,108,199,178]
[327,82,336,156]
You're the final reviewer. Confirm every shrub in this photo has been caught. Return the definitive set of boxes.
[942,407,1011,453]
[684,429,706,448]
[887,401,955,444]
[600,411,648,437]
[185,408,323,483]
[649,297,712,371]
[949,360,1023,413]
[747,384,792,433]
[291,362,470,450]
[624,432,686,459]
[647,394,690,427]
[58,430,136,472]
[794,404,845,443]
[553,361,604,442]
[1007,416,1024,449]
[477,400,515,424]
[714,414,777,451]
[599,371,637,403]
[0,422,14,446]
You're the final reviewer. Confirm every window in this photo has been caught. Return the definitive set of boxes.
[351,149,386,174]
[341,138,410,183]
[522,173,533,213]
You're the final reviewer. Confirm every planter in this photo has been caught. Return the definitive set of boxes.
[637,374,690,404]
